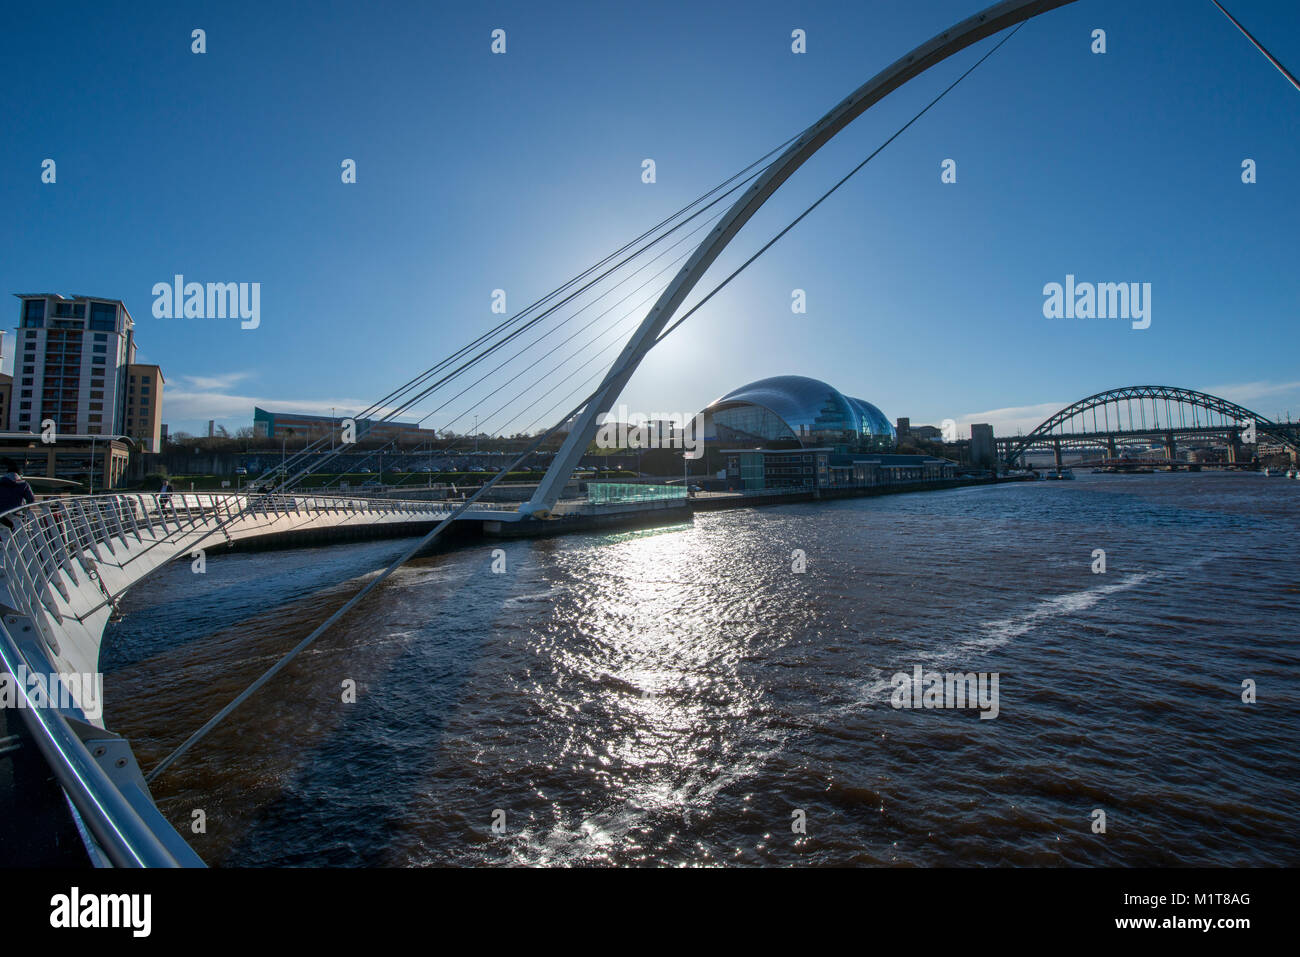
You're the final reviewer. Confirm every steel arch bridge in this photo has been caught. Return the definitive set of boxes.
[999,385,1300,466]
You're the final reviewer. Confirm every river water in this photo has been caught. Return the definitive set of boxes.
[102,472,1300,866]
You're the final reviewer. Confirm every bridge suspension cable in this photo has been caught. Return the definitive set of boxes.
[307,211,722,493]
[405,205,730,434]
[1211,0,1300,93]
[255,131,805,493]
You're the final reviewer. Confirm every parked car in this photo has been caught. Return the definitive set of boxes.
[234,467,248,475]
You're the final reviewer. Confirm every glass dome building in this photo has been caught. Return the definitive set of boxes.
[703,375,896,451]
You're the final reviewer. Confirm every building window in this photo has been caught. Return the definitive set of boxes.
[94,333,107,342]
[52,302,85,319]
[88,302,116,330]
[92,356,106,365]
[20,390,32,398]
[93,344,107,354]
[21,299,45,328]
[89,402,103,411]
[91,378,104,388]
[19,402,31,410]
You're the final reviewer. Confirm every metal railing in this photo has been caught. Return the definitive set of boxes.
[0,491,465,623]
[0,489,461,867]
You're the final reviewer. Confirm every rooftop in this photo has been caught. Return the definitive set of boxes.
[13,293,135,320]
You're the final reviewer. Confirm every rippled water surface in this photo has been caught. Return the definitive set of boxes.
[103,474,1300,866]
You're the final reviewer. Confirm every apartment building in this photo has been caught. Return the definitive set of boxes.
[12,293,136,437]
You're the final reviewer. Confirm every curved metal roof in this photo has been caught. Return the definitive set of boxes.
[705,375,895,442]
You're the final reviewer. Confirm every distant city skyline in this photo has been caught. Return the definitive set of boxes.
[3,0,1297,440]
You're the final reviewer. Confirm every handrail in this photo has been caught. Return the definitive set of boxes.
[0,490,482,620]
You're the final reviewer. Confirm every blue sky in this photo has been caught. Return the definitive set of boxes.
[2,0,1297,438]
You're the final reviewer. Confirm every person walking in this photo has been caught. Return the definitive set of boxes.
[158,478,173,508]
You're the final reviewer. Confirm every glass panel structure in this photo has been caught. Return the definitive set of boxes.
[703,375,896,452]
[587,483,687,505]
